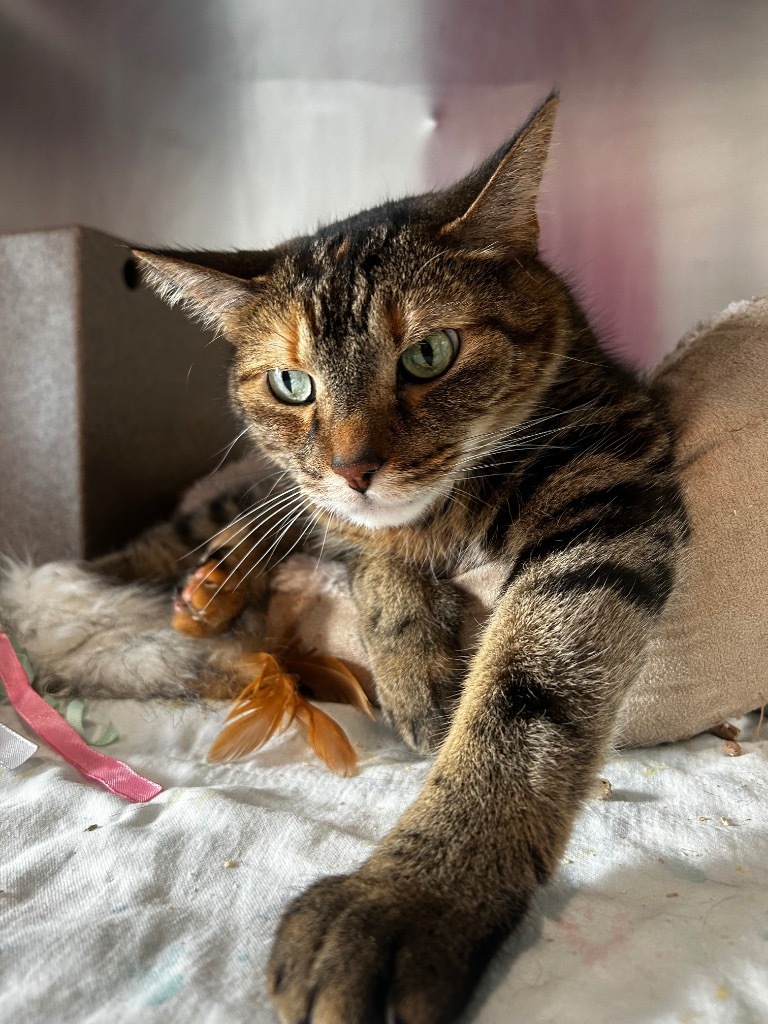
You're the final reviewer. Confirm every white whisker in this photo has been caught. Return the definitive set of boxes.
[183,484,303,560]
[224,499,314,597]
[208,427,253,476]
[202,496,311,608]
[314,511,334,572]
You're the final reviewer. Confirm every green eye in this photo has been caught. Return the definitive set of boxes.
[267,368,315,405]
[399,329,459,382]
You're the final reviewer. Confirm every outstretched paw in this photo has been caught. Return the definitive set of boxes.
[268,872,508,1024]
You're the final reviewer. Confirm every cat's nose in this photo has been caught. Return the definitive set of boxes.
[331,456,383,493]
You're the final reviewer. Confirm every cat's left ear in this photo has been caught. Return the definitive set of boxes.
[131,249,274,335]
[440,93,558,257]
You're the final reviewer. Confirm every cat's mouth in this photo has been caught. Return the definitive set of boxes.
[317,481,448,530]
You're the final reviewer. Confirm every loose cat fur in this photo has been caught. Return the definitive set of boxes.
[17,96,689,1023]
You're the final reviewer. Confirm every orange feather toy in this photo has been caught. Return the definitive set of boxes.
[207,651,374,776]
[171,556,374,776]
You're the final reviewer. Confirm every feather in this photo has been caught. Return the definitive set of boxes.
[294,701,358,777]
[282,653,375,718]
[208,657,298,761]
[228,652,287,706]
[207,649,367,772]
[220,653,286,723]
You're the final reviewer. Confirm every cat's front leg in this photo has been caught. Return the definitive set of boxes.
[269,552,663,1024]
[350,550,465,754]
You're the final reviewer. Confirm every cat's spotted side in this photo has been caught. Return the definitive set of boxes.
[98,96,686,1023]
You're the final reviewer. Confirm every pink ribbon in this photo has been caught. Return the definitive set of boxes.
[0,631,162,802]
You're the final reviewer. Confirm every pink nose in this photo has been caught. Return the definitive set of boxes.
[331,458,383,493]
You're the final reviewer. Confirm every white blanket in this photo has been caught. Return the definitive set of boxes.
[2,698,767,1023]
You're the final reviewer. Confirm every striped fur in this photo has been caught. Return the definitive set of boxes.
[107,96,685,1023]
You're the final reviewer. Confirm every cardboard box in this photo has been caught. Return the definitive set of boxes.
[0,226,240,562]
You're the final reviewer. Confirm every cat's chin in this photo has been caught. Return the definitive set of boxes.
[323,488,443,530]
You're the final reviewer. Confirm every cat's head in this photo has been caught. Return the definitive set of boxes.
[135,95,571,530]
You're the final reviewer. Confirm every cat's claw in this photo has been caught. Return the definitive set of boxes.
[388,711,447,757]
[268,872,501,1024]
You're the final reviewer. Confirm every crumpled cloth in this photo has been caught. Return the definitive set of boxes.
[2,697,767,1023]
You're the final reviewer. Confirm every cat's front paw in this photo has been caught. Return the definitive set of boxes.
[268,872,504,1024]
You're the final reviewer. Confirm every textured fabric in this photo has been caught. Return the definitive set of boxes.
[1,698,767,1023]
[0,226,239,563]
[622,298,768,744]
[0,721,37,769]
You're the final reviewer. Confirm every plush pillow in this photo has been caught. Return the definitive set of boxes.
[617,298,768,744]
[264,298,768,747]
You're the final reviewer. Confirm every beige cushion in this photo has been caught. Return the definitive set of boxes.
[618,299,768,744]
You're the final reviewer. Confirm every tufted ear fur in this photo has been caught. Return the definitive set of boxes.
[131,248,276,336]
[439,93,558,257]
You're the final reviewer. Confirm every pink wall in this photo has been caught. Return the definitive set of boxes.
[424,1,658,364]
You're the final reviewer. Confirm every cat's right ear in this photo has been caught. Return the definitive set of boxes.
[131,249,275,335]
[438,93,558,257]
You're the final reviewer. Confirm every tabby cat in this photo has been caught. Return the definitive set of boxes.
[81,96,689,1022]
